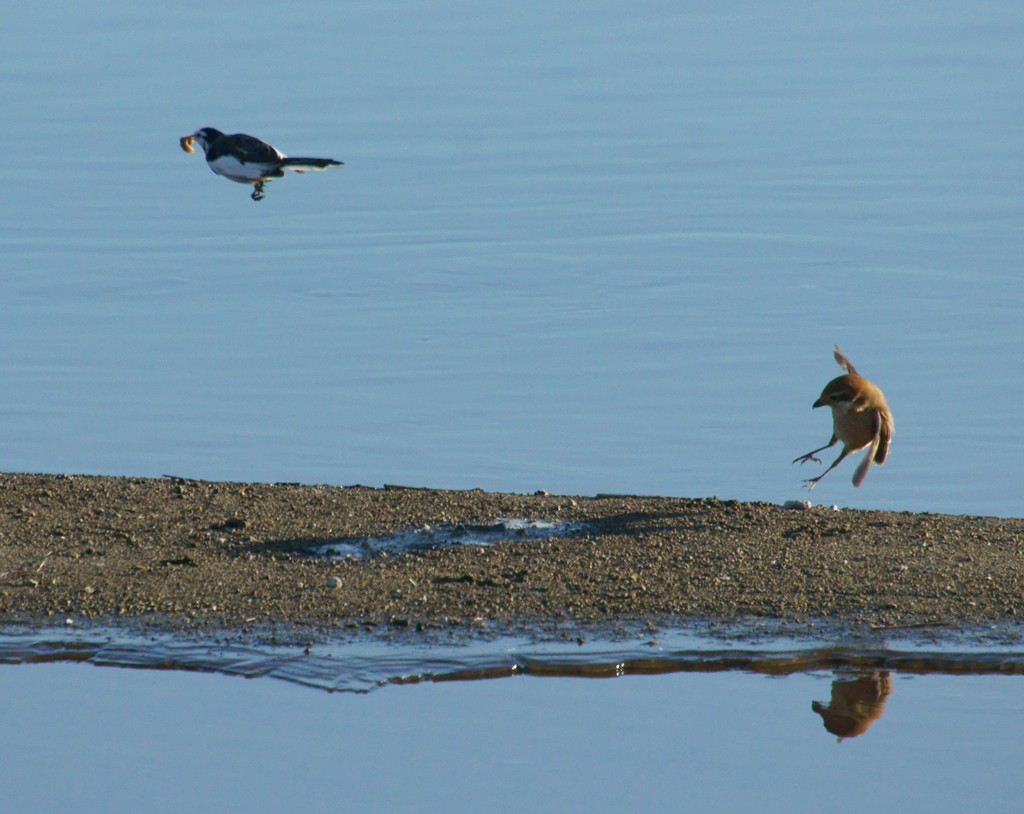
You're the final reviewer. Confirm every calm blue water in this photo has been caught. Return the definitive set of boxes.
[3,2,1023,516]
[3,7,1023,806]
[1,659,1023,814]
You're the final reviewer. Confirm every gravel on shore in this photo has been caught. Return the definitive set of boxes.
[0,473,1021,638]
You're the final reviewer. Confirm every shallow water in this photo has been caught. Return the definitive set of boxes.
[3,625,1024,691]
[315,516,584,559]
[3,1,1023,516]
[2,633,1024,813]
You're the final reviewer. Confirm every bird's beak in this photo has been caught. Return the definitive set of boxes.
[812,397,826,409]
[179,135,195,153]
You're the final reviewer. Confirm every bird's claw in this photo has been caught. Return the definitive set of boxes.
[793,454,821,466]
[251,182,266,201]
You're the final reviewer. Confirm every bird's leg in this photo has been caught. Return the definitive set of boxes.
[802,448,851,490]
[793,436,837,466]
[251,181,266,201]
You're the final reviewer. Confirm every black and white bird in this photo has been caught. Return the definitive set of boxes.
[180,127,343,200]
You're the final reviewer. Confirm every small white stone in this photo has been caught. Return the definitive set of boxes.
[782,500,812,510]
[326,576,342,589]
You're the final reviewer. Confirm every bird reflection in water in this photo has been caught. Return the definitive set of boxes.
[812,671,892,741]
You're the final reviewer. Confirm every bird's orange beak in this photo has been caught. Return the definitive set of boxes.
[179,135,195,153]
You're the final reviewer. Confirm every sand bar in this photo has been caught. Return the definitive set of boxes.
[0,473,1021,638]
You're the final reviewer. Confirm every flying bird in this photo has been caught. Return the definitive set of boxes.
[180,127,342,200]
[793,345,893,489]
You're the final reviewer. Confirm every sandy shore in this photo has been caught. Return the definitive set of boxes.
[0,472,1021,638]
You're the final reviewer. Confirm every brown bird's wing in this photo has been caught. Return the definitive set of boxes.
[874,409,893,465]
[851,409,892,487]
[833,344,859,376]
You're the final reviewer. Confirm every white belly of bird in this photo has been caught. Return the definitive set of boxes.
[208,155,280,183]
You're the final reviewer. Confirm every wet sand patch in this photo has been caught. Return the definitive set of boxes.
[3,625,1024,693]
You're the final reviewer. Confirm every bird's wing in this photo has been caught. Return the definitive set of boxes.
[211,134,284,164]
[874,410,892,465]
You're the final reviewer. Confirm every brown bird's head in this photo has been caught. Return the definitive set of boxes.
[813,374,867,412]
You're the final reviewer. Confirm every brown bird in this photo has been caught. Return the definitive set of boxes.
[793,345,893,489]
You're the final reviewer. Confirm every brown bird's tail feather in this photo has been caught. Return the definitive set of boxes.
[832,344,859,376]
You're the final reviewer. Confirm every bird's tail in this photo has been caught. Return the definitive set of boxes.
[279,157,343,172]
[852,440,877,487]
[832,344,859,376]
